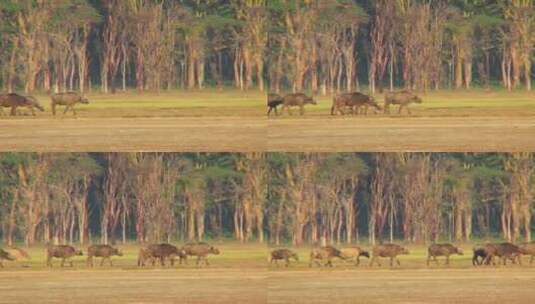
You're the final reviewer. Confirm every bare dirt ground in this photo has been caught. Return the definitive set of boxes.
[0,117,266,151]
[267,116,535,152]
[0,269,267,304]
[268,268,535,304]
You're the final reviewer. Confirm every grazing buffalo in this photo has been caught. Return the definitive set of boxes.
[369,243,409,267]
[0,248,15,268]
[46,245,83,267]
[270,249,299,267]
[268,93,284,116]
[87,245,123,267]
[482,243,524,266]
[0,93,44,116]
[331,92,381,115]
[51,92,89,116]
[427,243,463,266]
[309,246,345,267]
[519,242,535,264]
[340,246,370,266]
[181,242,220,266]
[281,93,317,115]
[384,90,422,115]
[141,244,186,267]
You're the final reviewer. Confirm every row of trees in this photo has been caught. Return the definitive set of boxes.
[1,1,534,94]
[0,153,533,246]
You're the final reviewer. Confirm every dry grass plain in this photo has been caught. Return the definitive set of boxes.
[1,89,535,151]
[1,243,535,303]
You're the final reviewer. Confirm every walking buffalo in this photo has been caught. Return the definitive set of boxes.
[384,90,422,115]
[369,243,409,267]
[0,93,44,116]
[268,93,284,116]
[281,93,317,115]
[427,243,463,266]
[87,245,123,267]
[482,243,524,266]
[518,242,535,264]
[51,92,89,116]
[340,246,370,266]
[46,245,83,267]
[331,92,381,115]
[181,242,220,266]
[309,246,345,267]
[0,248,15,268]
[270,248,299,267]
[139,244,186,267]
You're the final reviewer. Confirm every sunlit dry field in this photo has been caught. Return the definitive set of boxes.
[268,90,535,152]
[0,90,265,152]
[2,243,535,303]
[1,89,535,151]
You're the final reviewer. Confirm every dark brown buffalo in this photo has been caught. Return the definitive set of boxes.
[331,92,381,115]
[483,243,524,266]
[340,246,370,266]
[51,92,89,116]
[369,243,410,267]
[384,90,422,115]
[141,243,186,267]
[0,93,44,116]
[270,248,299,267]
[281,93,317,115]
[181,242,220,266]
[268,93,284,116]
[87,245,123,267]
[0,248,15,268]
[46,245,83,267]
[472,247,489,266]
[309,246,345,267]
[427,243,463,266]
[519,242,535,264]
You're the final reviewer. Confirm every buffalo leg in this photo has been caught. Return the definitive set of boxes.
[100,257,106,267]
[10,106,16,116]
[63,105,70,115]
[389,257,394,267]
[61,258,65,267]
[87,256,93,267]
[530,255,534,264]
[445,256,450,266]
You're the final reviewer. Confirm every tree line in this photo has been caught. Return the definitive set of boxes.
[0,153,533,246]
[1,1,534,94]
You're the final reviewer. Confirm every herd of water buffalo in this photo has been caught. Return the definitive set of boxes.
[0,242,219,268]
[270,242,535,268]
[267,91,423,116]
[1,241,535,269]
[0,92,89,116]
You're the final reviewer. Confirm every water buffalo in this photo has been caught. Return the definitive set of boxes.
[427,243,463,266]
[482,243,524,266]
[46,245,83,267]
[340,246,370,266]
[309,246,345,267]
[281,93,317,115]
[51,92,89,116]
[331,92,381,115]
[0,93,44,116]
[472,247,489,266]
[268,93,284,116]
[137,247,156,267]
[384,90,422,115]
[87,244,123,267]
[181,242,220,266]
[0,248,16,268]
[369,243,410,267]
[270,248,299,267]
[140,243,186,267]
[518,242,535,264]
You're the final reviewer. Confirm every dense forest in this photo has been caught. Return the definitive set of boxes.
[0,0,534,94]
[0,153,533,246]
